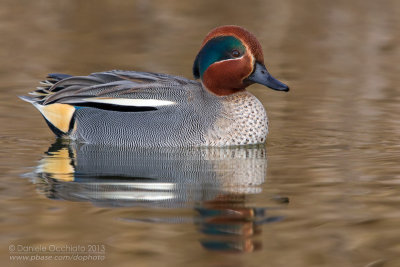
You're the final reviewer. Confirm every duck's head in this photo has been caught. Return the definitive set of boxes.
[193,25,289,96]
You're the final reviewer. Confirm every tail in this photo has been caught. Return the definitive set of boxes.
[19,73,72,101]
[19,74,76,137]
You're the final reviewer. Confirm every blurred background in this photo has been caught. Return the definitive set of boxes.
[0,0,399,266]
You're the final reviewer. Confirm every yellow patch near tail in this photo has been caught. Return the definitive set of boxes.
[35,103,75,133]
[37,147,75,182]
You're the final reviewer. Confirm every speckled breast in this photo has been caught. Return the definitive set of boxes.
[203,91,268,146]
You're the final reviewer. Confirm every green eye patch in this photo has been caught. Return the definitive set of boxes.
[193,36,245,79]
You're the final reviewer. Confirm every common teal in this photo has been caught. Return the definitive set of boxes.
[20,25,289,147]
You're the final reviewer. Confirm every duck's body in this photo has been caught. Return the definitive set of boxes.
[20,26,288,147]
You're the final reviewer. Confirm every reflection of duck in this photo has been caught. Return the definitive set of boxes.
[32,141,286,253]
[35,140,268,205]
[197,194,284,253]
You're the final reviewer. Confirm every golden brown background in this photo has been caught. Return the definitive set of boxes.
[1,0,399,266]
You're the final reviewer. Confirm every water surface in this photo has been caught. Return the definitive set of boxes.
[1,0,400,266]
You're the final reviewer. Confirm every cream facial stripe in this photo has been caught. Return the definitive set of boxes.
[212,55,245,64]
[245,54,256,82]
[83,97,176,107]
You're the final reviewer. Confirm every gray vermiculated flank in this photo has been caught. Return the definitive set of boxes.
[71,79,222,147]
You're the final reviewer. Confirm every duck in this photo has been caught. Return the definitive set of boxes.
[20,25,289,147]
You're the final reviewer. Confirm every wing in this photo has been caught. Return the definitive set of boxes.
[20,70,204,136]
[27,70,201,110]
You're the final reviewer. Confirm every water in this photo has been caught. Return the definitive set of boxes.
[1,0,400,266]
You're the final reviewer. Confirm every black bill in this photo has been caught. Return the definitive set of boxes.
[246,62,289,92]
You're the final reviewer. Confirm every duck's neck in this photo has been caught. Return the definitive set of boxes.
[201,82,246,96]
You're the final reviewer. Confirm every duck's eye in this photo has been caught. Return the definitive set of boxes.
[231,49,241,58]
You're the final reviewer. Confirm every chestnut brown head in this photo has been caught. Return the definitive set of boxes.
[193,25,289,96]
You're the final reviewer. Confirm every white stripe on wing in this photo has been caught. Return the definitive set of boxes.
[83,97,176,107]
